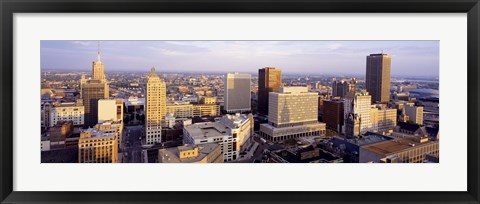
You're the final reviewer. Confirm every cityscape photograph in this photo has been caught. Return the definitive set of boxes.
[40,41,439,163]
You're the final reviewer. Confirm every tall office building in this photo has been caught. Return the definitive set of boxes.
[259,87,326,142]
[92,47,106,82]
[258,67,282,115]
[366,53,391,103]
[82,80,107,128]
[145,67,166,145]
[91,44,109,98]
[224,73,251,113]
[332,78,356,98]
[344,91,372,134]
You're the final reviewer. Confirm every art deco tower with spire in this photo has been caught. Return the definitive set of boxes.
[145,67,167,145]
[90,42,109,98]
[92,42,106,82]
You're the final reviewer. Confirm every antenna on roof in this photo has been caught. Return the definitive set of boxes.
[97,41,101,62]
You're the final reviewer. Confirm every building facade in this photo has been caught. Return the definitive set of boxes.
[78,128,118,163]
[332,78,356,98]
[258,67,282,115]
[343,91,372,133]
[370,106,397,133]
[404,103,424,125]
[183,114,252,162]
[224,73,251,113]
[259,87,326,142]
[166,102,194,118]
[359,137,439,163]
[365,53,391,103]
[49,102,84,127]
[322,99,344,133]
[98,99,124,123]
[145,67,166,145]
[193,104,220,117]
[82,80,107,128]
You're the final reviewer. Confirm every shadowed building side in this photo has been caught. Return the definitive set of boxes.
[366,53,391,103]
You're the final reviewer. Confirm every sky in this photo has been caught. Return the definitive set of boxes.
[41,41,439,77]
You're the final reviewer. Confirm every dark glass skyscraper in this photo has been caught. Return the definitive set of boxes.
[82,80,106,128]
[258,67,282,116]
[366,53,391,103]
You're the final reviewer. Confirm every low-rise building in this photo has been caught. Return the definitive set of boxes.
[269,145,343,163]
[183,113,252,162]
[95,120,124,149]
[158,143,223,163]
[193,104,220,117]
[359,137,439,163]
[166,102,194,118]
[370,105,397,133]
[49,102,84,127]
[49,121,74,149]
[78,128,118,163]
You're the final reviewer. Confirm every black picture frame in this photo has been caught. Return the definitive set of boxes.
[1,0,479,203]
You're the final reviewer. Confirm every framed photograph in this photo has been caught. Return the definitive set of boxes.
[1,0,479,203]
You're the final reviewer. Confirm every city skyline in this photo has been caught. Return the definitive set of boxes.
[41,41,439,77]
[41,41,440,164]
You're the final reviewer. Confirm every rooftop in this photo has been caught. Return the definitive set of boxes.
[361,138,435,155]
[158,143,220,163]
[184,121,230,139]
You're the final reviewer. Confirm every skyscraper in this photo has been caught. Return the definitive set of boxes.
[366,53,391,103]
[224,73,251,113]
[91,43,109,98]
[332,78,356,98]
[145,67,166,145]
[258,67,282,116]
[82,80,106,128]
[92,44,106,82]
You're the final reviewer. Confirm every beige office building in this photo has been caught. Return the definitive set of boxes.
[91,47,109,98]
[366,53,391,103]
[404,103,424,125]
[166,102,194,119]
[95,120,124,149]
[158,143,223,163]
[193,104,220,117]
[145,67,166,145]
[49,102,84,127]
[344,91,372,133]
[200,96,217,104]
[98,99,124,123]
[370,106,397,133]
[259,87,326,142]
[78,128,118,163]
[224,73,251,113]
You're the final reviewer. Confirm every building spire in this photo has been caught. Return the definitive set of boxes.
[97,41,101,62]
